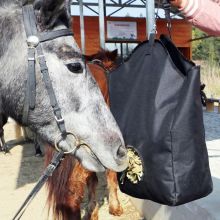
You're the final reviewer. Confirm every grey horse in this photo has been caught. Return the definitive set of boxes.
[0,0,127,172]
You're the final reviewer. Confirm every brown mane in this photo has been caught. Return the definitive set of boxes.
[45,145,76,220]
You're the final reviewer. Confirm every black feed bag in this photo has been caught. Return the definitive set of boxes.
[109,35,213,206]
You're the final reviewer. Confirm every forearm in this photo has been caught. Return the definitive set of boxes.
[171,0,220,36]
[170,0,188,9]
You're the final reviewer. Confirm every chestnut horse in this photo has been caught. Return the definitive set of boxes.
[45,49,123,220]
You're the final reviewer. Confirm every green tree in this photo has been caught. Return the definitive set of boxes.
[192,28,220,65]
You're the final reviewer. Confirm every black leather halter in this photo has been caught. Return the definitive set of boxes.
[12,4,74,220]
[12,4,108,219]
[22,4,73,136]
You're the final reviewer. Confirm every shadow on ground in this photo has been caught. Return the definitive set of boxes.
[130,176,220,220]
[203,110,220,141]
[3,140,44,189]
[16,143,44,188]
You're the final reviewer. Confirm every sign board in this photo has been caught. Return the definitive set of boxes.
[107,21,137,40]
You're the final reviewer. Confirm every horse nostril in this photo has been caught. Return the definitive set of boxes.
[117,145,127,159]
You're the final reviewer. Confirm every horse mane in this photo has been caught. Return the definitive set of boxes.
[0,5,22,58]
[45,145,76,220]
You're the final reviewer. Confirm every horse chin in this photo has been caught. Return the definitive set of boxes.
[74,147,106,172]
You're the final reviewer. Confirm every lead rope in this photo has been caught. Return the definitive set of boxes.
[12,151,64,220]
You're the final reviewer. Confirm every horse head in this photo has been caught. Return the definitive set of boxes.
[0,0,127,172]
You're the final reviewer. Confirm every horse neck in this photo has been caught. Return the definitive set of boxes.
[0,5,27,120]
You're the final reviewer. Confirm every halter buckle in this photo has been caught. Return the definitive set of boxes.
[55,115,64,123]
[27,35,40,48]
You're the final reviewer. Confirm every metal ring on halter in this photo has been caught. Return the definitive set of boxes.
[54,132,80,154]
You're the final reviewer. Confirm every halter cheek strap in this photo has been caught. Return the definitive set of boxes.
[12,4,74,220]
[22,4,73,136]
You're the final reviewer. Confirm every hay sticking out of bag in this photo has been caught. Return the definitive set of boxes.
[120,147,143,184]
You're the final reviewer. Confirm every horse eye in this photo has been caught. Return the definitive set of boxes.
[66,62,83,73]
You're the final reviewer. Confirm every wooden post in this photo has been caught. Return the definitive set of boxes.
[218,102,220,113]
[206,101,214,112]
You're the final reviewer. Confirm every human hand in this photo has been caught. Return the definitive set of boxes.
[170,0,187,8]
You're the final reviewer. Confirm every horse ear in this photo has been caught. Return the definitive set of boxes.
[65,0,71,14]
[63,0,72,27]
[109,49,118,60]
[33,0,43,10]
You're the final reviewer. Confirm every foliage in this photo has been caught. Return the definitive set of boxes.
[200,61,220,98]
[192,28,220,97]
[192,28,220,64]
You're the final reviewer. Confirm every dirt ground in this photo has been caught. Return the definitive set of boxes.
[0,120,143,220]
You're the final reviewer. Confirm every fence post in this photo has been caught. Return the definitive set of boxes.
[79,0,85,54]
[146,0,156,38]
[99,0,106,49]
